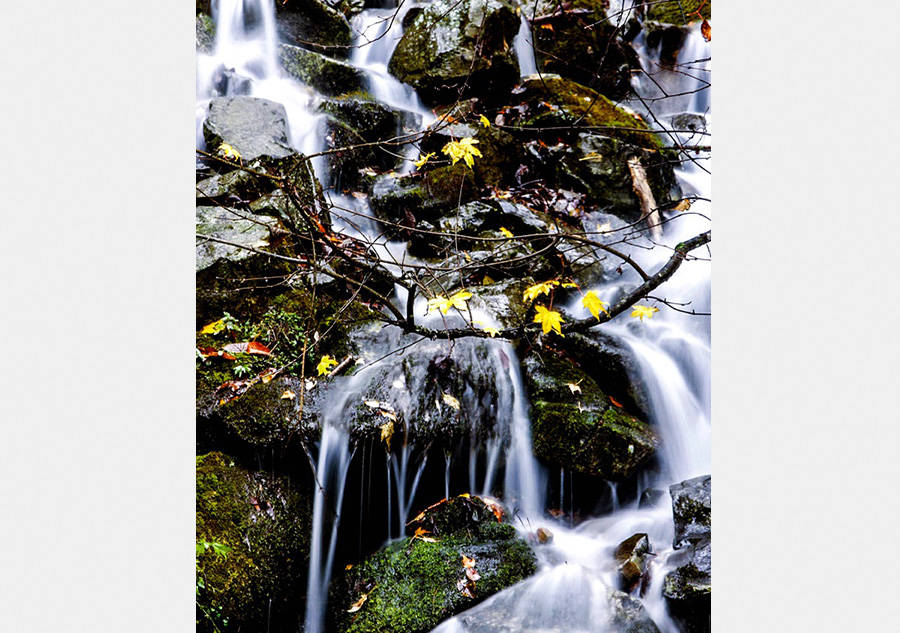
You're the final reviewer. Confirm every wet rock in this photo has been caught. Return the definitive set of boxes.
[639,488,666,509]
[196,168,270,205]
[203,96,295,161]
[614,533,652,591]
[388,0,521,106]
[670,474,711,548]
[196,452,311,633]
[196,12,214,54]
[557,331,651,420]
[275,0,353,58]
[644,0,711,25]
[208,65,253,97]
[329,495,537,633]
[196,205,282,272]
[523,353,658,480]
[643,23,688,67]
[279,43,366,96]
[369,166,478,234]
[663,475,711,633]
[319,96,422,188]
[531,5,640,100]
[607,589,662,633]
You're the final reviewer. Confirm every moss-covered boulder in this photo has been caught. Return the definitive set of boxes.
[531,4,640,100]
[196,168,271,205]
[329,495,537,633]
[203,96,295,161]
[388,0,521,106]
[279,43,367,97]
[275,0,353,58]
[196,452,311,633]
[501,75,661,150]
[644,0,711,25]
[663,474,711,633]
[523,353,658,480]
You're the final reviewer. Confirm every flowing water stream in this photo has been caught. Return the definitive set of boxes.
[197,2,711,631]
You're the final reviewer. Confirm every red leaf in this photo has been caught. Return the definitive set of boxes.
[609,397,623,408]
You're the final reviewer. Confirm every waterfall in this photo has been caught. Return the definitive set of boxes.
[197,2,711,630]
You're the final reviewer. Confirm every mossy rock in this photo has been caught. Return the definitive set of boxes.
[275,0,353,58]
[387,0,521,106]
[196,452,311,633]
[503,75,662,150]
[196,206,283,272]
[531,8,640,100]
[523,353,657,480]
[644,0,711,25]
[279,43,366,97]
[196,168,271,205]
[329,495,537,633]
[196,13,214,54]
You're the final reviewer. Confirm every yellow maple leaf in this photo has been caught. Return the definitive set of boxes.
[199,319,226,335]
[427,290,473,315]
[523,280,559,303]
[317,355,339,376]
[217,142,242,162]
[414,151,435,169]
[533,305,565,336]
[478,114,491,128]
[630,305,659,321]
[582,291,609,320]
[441,137,482,168]
[499,227,514,238]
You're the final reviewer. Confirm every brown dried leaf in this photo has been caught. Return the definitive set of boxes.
[701,19,711,42]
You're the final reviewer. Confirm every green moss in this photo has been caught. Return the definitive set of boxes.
[196,452,312,632]
[332,524,536,633]
[646,0,711,25]
[509,76,662,150]
[278,43,366,97]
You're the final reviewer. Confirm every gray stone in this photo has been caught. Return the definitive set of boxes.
[202,96,295,161]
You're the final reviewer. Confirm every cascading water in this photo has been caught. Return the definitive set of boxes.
[198,0,710,630]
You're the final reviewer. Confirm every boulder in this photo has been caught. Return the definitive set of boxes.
[663,475,711,633]
[279,43,367,97]
[531,3,640,100]
[523,353,658,480]
[319,96,422,188]
[614,533,652,592]
[196,205,282,272]
[203,96,295,161]
[196,452,311,633]
[329,494,537,633]
[388,0,521,106]
[643,0,711,25]
[275,0,353,58]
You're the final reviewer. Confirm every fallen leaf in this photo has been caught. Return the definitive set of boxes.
[499,227,514,238]
[630,305,659,321]
[380,420,394,450]
[197,346,218,359]
[347,593,368,613]
[567,382,582,395]
[442,393,461,410]
[462,555,476,568]
[414,151,435,169]
[609,396,623,408]
[259,367,279,383]
[365,400,395,413]
[582,291,610,320]
[413,527,437,543]
[533,305,565,336]
[673,198,692,212]
[480,497,504,522]
[217,142,242,161]
[199,319,226,335]
[317,355,339,376]
[478,114,491,128]
[701,19,711,42]
[281,389,296,400]
[222,341,273,356]
[466,567,481,581]
[457,577,476,599]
